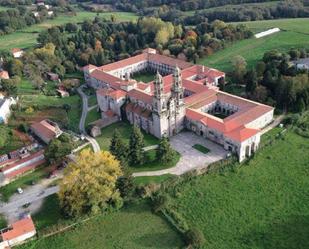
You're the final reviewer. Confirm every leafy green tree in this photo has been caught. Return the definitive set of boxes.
[231,55,247,84]
[151,194,168,213]
[156,137,175,164]
[45,133,74,164]
[110,129,129,167]
[245,69,258,94]
[0,76,20,96]
[129,126,145,166]
[116,175,134,198]
[185,228,206,248]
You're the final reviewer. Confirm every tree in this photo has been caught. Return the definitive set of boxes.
[231,55,247,84]
[245,69,258,94]
[156,137,175,164]
[151,194,168,213]
[59,149,123,217]
[116,175,134,198]
[110,129,129,167]
[45,133,74,164]
[0,76,20,96]
[62,104,71,114]
[185,228,206,248]
[129,126,145,166]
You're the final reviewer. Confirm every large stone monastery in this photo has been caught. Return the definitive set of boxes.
[83,48,274,162]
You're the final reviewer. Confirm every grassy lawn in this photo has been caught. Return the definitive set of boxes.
[201,18,309,71]
[164,130,309,249]
[133,174,176,186]
[0,167,48,202]
[192,144,210,154]
[0,214,7,228]
[88,95,97,107]
[18,200,184,249]
[132,71,156,83]
[0,11,138,51]
[85,108,100,126]
[96,122,159,151]
[129,150,180,173]
[0,125,28,154]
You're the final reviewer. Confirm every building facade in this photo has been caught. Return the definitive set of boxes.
[83,49,274,162]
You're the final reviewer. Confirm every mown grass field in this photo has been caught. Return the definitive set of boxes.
[0,11,138,51]
[18,200,184,249]
[165,130,309,249]
[201,18,309,71]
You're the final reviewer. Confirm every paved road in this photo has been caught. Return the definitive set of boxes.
[77,86,100,152]
[0,177,60,223]
[133,132,228,177]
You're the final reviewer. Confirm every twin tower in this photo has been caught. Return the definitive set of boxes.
[152,66,186,138]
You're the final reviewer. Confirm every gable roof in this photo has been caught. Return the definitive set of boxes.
[1,216,36,241]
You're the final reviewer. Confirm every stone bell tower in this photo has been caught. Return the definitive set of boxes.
[152,71,169,138]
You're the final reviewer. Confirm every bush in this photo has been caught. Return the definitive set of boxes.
[18,123,28,133]
[185,228,206,248]
[151,194,168,213]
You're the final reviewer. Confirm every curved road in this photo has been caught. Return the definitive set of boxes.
[77,86,100,152]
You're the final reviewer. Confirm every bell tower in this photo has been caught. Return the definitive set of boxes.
[152,71,168,138]
[172,66,184,107]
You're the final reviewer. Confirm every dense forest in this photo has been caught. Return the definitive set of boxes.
[1,17,252,94]
[232,48,309,112]
[88,0,279,12]
[183,0,309,24]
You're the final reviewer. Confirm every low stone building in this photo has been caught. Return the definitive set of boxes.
[30,119,62,144]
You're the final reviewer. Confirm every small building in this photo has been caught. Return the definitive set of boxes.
[0,96,16,124]
[30,119,62,144]
[56,89,69,98]
[90,125,101,138]
[47,72,59,81]
[0,216,36,248]
[11,48,24,58]
[47,11,54,17]
[293,58,309,70]
[0,71,9,80]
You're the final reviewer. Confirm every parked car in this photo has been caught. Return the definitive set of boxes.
[17,187,23,194]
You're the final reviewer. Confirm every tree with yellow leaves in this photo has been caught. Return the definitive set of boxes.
[58,149,123,217]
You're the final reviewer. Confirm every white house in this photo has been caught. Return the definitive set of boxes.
[0,96,16,124]
[11,48,24,58]
[293,58,309,70]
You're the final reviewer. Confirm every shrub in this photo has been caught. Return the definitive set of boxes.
[25,106,34,114]
[185,228,206,248]
[151,194,168,213]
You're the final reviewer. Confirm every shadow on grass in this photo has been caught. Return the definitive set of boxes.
[242,215,309,249]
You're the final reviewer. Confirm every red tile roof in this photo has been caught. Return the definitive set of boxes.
[0,70,9,79]
[30,120,58,141]
[128,89,153,105]
[97,88,126,99]
[1,216,36,241]
[225,126,260,142]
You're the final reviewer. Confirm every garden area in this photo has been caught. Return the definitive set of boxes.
[192,144,210,154]
[132,71,156,83]
[95,122,158,150]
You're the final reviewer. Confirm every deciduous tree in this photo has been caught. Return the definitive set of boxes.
[59,149,123,217]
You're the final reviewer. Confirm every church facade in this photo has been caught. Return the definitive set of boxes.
[83,48,274,162]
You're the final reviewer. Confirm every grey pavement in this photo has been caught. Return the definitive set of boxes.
[77,85,100,152]
[133,132,228,177]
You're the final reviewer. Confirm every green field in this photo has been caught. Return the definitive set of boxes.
[85,108,100,126]
[18,200,184,249]
[0,11,138,51]
[164,130,309,249]
[201,18,309,71]
[0,6,11,11]
[95,122,158,150]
